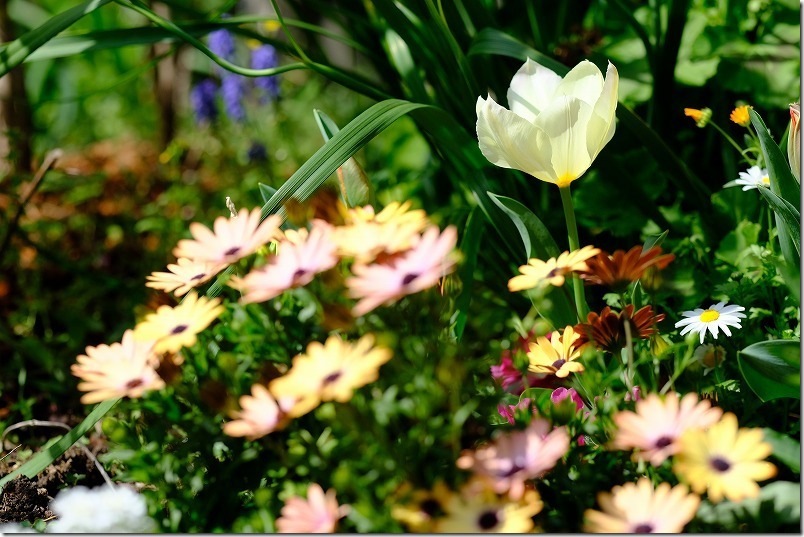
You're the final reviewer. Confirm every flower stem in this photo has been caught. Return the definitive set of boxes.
[559,185,586,320]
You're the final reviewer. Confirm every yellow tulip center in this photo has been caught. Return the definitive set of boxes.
[699,310,720,323]
[555,173,577,188]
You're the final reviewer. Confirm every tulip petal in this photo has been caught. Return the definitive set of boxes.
[507,58,563,123]
[533,95,593,185]
[555,60,604,106]
[476,96,557,183]
[586,62,619,161]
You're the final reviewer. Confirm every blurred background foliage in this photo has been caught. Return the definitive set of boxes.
[0,0,799,530]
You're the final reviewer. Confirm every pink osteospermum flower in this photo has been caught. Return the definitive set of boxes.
[346,225,458,316]
[172,207,281,265]
[456,417,570,499]
[71,330,165,404]
[145,257,226,297]
[490,350,553,394]
[550,387,584,410]
[276,483,350,533]
[611,392,723,466]
[222,384,299,441]
[229,221,339,303]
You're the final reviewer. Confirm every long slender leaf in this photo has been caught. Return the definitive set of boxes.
[0,399,119,489]
[452,207,484,341]
[757,186,801,258]
[313,109,373,207]
[738,340,801,402]
[0,0,113,77]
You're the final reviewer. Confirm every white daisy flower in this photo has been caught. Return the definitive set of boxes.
[732,165,770,191]
[675,301,746,344]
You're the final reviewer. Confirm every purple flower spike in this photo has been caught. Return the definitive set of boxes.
[251,44,281,101]
[221,75,246,122]
[190,78,219,124]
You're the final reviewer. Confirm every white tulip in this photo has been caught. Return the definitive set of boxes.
[476,58,619,187]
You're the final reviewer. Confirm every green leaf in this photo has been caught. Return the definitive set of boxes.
[762,428,800,473]
[467,28,566,73]
[487,192,560,260]
[313,109,373,207]
[738,340,801,402]
[0,0,114,78]
[695,481,800,531]
[0,399,119,489]
[756,186,801,260]
[451,207,484,341]
[258,183,277,204]
[750,108,801,269]
[641,230,669,252]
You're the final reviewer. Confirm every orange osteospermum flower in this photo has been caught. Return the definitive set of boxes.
[526,325,586,378]
[173,207,281,265]
[730,105,752,127]
[575,305,665,353]
[276,483,350,533]
[508,246,600,292]
[581,245,675,292]
[611,392,723,466]
[72,330,165,404]
[583,478,700,533]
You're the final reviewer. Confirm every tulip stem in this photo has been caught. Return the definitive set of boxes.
[559,185,586,321]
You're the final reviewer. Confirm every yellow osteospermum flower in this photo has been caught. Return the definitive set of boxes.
[674,412,777,503]
[269,334,393,417]
[436,481,542,533]
[508,245,600,292]
[526,325,585,378]
[729,105,752,127]
[583,478,700,533]
[133,292,225,354]
[333,201,429,263]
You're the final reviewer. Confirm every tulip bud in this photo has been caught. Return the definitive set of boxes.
[788,103,800,181]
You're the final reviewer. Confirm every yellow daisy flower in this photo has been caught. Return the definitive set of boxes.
[71,330,165,404]
[583,478,700,533]
[269,334,393,417]
[391,481,454,532]
[730,105,752,127]
[684,107,712,128]
[674,412,777,503]
[145,257,226,297]
[332,201,429,263]
[526,325,585,378]
[133,292,225,354]
[435,480,542,533]
[508,245,600,292]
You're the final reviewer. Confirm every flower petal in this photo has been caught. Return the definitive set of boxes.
[506,58,563,122]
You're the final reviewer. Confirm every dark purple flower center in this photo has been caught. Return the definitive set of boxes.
[224,246,241,257]
[654,436,673,449]
[633,523,654,533]
[551,359,566,369]
[498,462,525,478]
[420,499,440,516]
[478,511,499,530]
[125,378,144,389]
[710,456,731,472]
[190,273,206,281]
[170,324,188,335]
[401,273,419,286]
[292,268,308,281]
[323,371,342,385]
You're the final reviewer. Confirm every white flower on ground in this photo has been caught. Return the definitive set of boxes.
[46,485,157,533]
[675,301,746,344]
